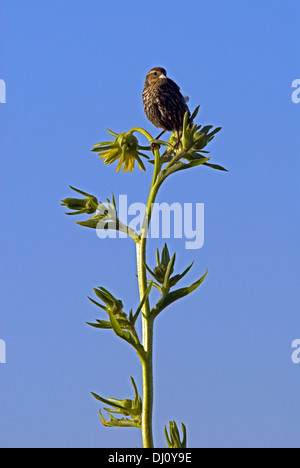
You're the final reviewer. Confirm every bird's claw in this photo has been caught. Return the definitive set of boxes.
[151,142,161,152]
[173,139,182,151]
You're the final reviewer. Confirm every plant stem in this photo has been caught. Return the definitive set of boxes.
[135,134,162,448]
[136,240,154,448]
[141,313,154,447]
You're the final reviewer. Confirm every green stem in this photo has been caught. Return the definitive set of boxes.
[136,241,154,448]
[135,132,161,448]
[129,127,154,142]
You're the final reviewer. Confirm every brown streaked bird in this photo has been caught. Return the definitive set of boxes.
[143,67,190,142]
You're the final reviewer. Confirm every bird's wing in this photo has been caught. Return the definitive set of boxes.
[167,78,181,92]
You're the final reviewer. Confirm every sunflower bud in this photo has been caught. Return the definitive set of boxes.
[164,421,187,449]
[92,377,142,428]
[61,186,98,216]
[168,106,222,158]
[146,244,194,294]
[93,287,126,319]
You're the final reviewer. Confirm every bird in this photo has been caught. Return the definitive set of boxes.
[143,67,190,145]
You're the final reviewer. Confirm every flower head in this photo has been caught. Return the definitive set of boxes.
[91,286,126,319]
[168,106,222,156]
[146,244,194,293]
[92,130,149,173]
[61,186,98,216]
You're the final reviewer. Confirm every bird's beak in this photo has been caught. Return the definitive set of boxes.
[159,74,167,79]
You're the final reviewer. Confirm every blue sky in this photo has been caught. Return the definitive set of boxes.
[0,0,299,448]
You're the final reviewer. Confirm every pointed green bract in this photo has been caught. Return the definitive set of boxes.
[152,270,208,318]
[190,105,200,122]
[146,244,197,293]
[87,296,107,311]
[86,320,112,329]
[162,253,176,294]
[179,157,211,171]
[169,261,194,287]
[68,186,95,198]
[204,162,228,171]
[164,421,187,448]
[99,410,141,428]
[132,282,153,325]
[161,243,170,266]
[92,376,142,429]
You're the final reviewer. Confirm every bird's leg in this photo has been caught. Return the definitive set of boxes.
[155,130,166,141]
[151,130,166,153]
[173,130,182,150]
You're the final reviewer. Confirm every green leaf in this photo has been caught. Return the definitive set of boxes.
[92,375,142,422]
[190,105,200,122]
[130,376,139,402]
[132,282,153,325]
[65,210,88,216]
[181,423,187,448]
[203,162,228,172]
[99,410,141,428]
[156,248,160,266]
[91,393,126,410]
[164,421,187,448]
[108,310,144,356]
[106,129,118,137]
[86,320,112,329]
[178,157,210,171]
[111,192,117,210]
[91,145,115,153]
[69,186,95,198]
[182,110,190,142]
[161,244,170,266]
[207,126,222,137]
[87,296,107,311]
[93,140,117,147]
[152,270,208,318]
[147,279,162,292]
[92,395,136,417]
[145,264,160,283]
[93,287,115,307]
[76,214,103,229]
[169,261,194,287]
[201,125,214,134]
[137,151,150,159]
[162,253,176,292]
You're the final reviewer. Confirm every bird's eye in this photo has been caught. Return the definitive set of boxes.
[153,72,157,76]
